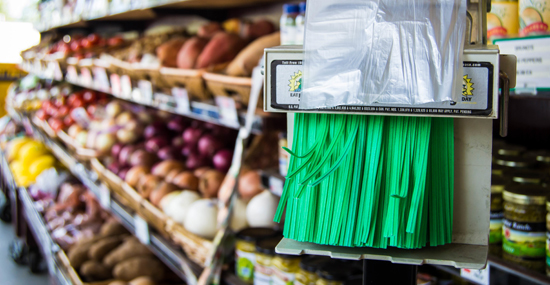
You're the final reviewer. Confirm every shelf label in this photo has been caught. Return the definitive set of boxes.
[172,87,190,114]
[120,75,133,99]
[215,96,239,128]
[154,93,176,111]
[93,67,110,92]
[134,215,150,245]
[80,68,93,87]
[460,265,489,285]
[269,176,284,197]
[98,184,111,209]
[138,80,154,105]
[110,74,122,96]
[67,66,79,83]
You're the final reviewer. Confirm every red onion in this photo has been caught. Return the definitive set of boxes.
[145,137,170,153]
[111,143,124,158]
[198,134,223,157]
[107,161,123,174]
[158,146,182,160]
[118,168,130,180]
[119,145,137,164]
[181,145,196,158]
[172,136,185,148]
[182,127,203,146]
[144,122,168,139]
[186,153,211,170]
[213,149,233,172]
[167,116,188,133]
[129,150,159,167]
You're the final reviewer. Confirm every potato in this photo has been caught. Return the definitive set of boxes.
[113,257,165,281]
[68,243,93,269]
[103,239,153,268]
[226,32,280,77]
[129,276,156,285]
[89,236,124,261]
[198,22,222,39]
[156,37,186,67]
[100,221,128,237]
[176,37,209,69]
[195,32,247,69]
[80,260,113,281]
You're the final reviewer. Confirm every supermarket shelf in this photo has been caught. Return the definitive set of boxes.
[19,65,285,135]
[487,254,550,285]
[37,0,286,32]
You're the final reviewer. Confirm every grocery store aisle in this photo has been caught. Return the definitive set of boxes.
[0,222,50,285]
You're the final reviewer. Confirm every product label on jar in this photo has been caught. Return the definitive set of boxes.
[254,262,273,285]
[235,249,256,283]
[503,219,546,258]
[272,267,296,285]
[488,2,519,40]
[490,211,504,244]
[520,0,550,36]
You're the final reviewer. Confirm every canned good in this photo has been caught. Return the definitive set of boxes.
[520,0,550,36]
[502,185,548,272]
[295,257,330,285]
[506,169,548,185]
[492,163,506,176]
[494,155,535,169]
[272,254,301,285]
[496,144,526,156]
[254,237,281,285]
[488,0,519,41]
[490,175,506,256]
[235,228,279,283]
[316,261,360,285]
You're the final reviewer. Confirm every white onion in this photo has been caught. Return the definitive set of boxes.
[184,199,218,239]
[246,190,279,228]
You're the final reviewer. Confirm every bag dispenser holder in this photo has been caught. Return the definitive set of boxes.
[262,0,517,275]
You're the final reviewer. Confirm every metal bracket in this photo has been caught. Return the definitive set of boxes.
[499,71,510,138]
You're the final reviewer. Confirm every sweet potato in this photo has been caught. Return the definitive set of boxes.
[195,32,247,69]
[112,257,165,281]
[89,236,124,261]
[80,260,113,281]
[100,221,128,237]
[156,37,186,68]
[68,242,94,269]
[198,22,222,39]
[243,19,276,40]
[176,37,209,69]
[226,32,280,77]
[129,276,156,285]
[103,239,153,268]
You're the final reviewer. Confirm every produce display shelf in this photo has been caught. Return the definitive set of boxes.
[14,113,247,285]
[19,65,284,135]
[37,0,286,32]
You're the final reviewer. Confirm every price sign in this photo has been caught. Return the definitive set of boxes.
[93,67,110,92]
[120,75,133,99]
[98,184,111,209]
[269,176,284,197]
[215,96,239,128]
[134,215,150,244]
[138,80,153,105]
[67,66,79,83]
[110,74,122,96]
[154,93,176,111]
[460,265,489,285]
[172,87,190,114]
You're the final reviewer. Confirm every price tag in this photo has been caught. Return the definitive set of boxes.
[80,68,93,87]
[67,66,79,83]
[269,176,284,197]
[45,62,56,79]
[215,96,240,128]
[172,87,190,114]
[93,67,110,92]
[138,80,153,105]
[120,75,133,99]
[154,93,176,111]
[98,184,111,209]
[460,266,489,285]
[134,215,150,244]
[110,74,122,96]
[53,62,63,81]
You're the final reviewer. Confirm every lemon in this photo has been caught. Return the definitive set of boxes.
[9,160,26,177]
[6,137,32,162]
[19,141,48,166]
[29,155,56,179]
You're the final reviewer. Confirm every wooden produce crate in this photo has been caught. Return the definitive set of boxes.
[166,219,213,266]
[139,199,170,237]
[90,158,142,212]
[159,68,210,101]
[32,116,57,138]
[57,131,103,160]
[57,251,114,285]
[202,72,254,107]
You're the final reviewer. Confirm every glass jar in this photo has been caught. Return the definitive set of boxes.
[488,0,519,42]
[254,237,281,285]
[315,261,359,285]
[489,175,506,256]
[295,256,330,285]
[235,228,278,283]
[502,185,548,272]
[492,163,505,176]
[506,169,547,185]
[495,144,526,156]
[494,155,535,170]
[272,254,301,285]
[280,4,299,45]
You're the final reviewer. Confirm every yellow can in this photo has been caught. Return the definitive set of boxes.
[519,0,550,36]
[488,0,519,41]
[235,228,278,284]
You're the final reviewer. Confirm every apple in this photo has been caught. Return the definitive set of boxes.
[87,34,101,45]
[70,41,82,52]
[64,116,75,127]
[107,36,124,47]
[35,109,48,121]
[41,100,53,112]
[83,91,97,103]
[48,118,64,132]
[55,105,70,118]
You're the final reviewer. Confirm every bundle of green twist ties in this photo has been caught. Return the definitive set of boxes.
[274,114,454,249]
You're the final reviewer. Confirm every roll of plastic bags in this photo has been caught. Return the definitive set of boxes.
[300,0,467,109]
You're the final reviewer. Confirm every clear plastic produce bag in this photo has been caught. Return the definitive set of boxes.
[300,0,467,109]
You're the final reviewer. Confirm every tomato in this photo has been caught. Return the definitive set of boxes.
[81,38,92,49]
[107,36,124,47]
[87,33,101,45]
[35,109,48,121]
[67,93,82,106]
[54,97,65,107]
[48,118,64,132]
[70,41,82,52]
[71,97,85,108]
[63,116,75,127]
[55,105,70,118]
[41,100,53,112]
[82,91,97,103]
